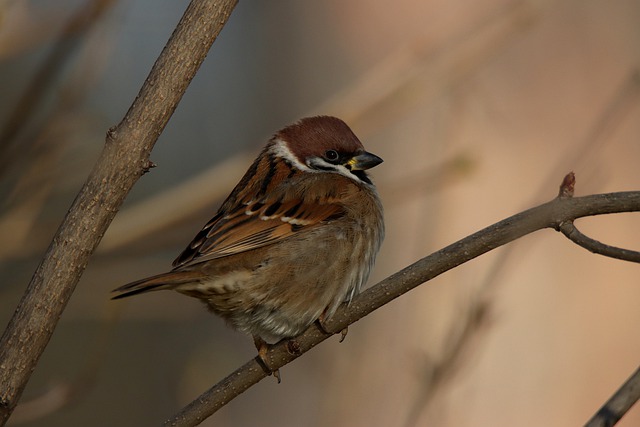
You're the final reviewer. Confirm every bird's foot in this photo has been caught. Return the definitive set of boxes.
[316,313,349,342]
[253,336,281,383]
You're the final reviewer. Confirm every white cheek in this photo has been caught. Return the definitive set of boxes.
[269,138,312,172]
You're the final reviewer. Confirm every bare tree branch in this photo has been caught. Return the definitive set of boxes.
[584,365,640,427]
[0,1,238,424]
[395,70,640,425]
[556,172,640,262]
[165,188,640,427]
[559,222,640,263]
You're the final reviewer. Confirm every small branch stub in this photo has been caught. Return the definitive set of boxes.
[142,160,157,174]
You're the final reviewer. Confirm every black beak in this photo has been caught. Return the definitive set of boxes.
[348,151,383,171]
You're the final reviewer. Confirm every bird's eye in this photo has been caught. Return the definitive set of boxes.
[324,150,339,162]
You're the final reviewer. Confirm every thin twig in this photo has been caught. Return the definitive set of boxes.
[0,1,238,425]
[165,190,640,427]
[558,222,640,263]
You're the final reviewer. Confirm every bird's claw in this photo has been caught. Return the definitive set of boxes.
[317,314,349,342]
[254,336,281,383]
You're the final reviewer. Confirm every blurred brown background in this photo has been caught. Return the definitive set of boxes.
[1,1,639,426]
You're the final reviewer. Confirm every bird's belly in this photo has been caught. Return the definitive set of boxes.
[199,242,366,342]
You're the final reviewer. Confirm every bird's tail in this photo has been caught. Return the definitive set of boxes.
[111,270,205,300]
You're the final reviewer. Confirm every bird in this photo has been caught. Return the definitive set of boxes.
[112,116,384,379]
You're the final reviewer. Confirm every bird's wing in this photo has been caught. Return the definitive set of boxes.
[172,192,345,269]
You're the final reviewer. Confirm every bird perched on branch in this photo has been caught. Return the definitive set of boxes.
[112,116,384,380]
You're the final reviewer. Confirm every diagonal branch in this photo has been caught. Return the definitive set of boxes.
[0,1,238,425]
[584,365,640,427]
[165,189,640,427]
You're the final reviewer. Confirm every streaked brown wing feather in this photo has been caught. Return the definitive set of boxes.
[172,195,345,268]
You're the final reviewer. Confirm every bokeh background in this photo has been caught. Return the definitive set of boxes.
[1,1,639,426]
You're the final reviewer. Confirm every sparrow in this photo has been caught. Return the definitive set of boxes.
[112,116,384,378]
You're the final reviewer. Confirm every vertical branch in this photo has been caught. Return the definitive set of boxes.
[0,1,238,424]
